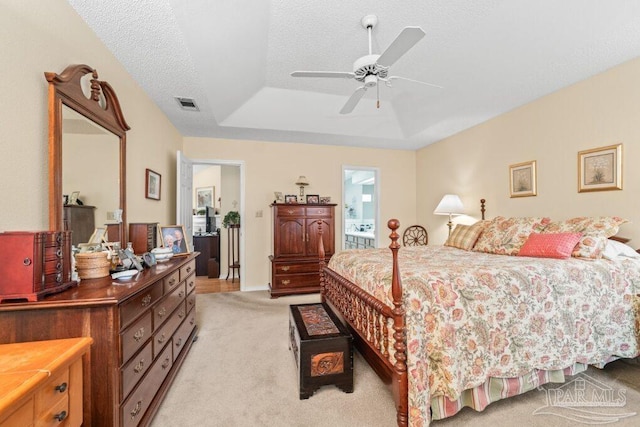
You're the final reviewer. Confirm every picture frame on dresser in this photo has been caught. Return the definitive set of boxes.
[306,194,319,204]
[285,194,298,204]
[578,144,622,192]
[160,225,191,255]
[509,160,537,198]
[145,168,161,200]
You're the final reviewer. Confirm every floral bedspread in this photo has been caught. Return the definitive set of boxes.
[327,246,640,426]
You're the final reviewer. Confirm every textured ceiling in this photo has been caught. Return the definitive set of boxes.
[67,0,640,150]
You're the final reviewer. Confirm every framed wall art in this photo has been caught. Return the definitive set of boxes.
[145,169,161,200]
[196,186,214,209]
[509,160,537,198]
[578,144,622,192]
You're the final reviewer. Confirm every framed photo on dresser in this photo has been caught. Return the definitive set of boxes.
[306,194,319,204]
[285,195,297,204]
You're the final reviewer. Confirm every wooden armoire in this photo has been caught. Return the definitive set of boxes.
[269,203,336,297]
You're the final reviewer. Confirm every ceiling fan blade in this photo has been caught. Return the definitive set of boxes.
[340,86,367,114]
[387,76,443,89]
[376,26,426,67]
[291,71,355,79]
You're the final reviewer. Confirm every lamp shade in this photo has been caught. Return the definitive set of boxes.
[295,176,309,186]
[433,194,464,215]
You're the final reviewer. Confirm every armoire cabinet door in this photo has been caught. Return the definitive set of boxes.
[306,218,334,257]
[275,218,305,257]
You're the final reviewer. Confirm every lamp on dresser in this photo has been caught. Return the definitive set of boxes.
[296,176,309,201]
[434,194,464,236]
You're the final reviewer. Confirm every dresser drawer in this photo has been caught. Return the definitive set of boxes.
[186,290,196,313]
[121,343,173,427]
[185,272,196,295]
[121,341,153,401]
[35,368,68,417]
[179,259,196,281]
[172,309,196,361]
[162,271,180,293]
[120,285,162,330]
[273,272,319,289]
[154,283,186,330]
[153,302,186,359]
[121,311,153,363]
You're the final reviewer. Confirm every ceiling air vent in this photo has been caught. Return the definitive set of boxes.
[175,97,199,111]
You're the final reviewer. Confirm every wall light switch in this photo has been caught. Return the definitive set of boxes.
[256,210,263,218]
[106,211,116,220]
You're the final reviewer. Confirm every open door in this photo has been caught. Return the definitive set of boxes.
[177,151,194,250]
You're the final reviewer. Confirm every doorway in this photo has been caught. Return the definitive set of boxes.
[342,166,379,250]
[177,152,245,292]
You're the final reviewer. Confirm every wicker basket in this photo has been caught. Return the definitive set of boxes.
[75,251,111,279]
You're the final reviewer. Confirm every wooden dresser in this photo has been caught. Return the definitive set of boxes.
[269,204,335,297]
[0,337,92,427]
[0,253,198,427]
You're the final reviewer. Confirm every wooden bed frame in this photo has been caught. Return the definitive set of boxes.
[317,200,486,426]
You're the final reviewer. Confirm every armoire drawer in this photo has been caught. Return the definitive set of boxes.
[273,273,319,289]
[121,311,153,363]
[273,262,318,275]
[305,206,332,217]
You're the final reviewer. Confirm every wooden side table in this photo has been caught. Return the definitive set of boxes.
[226,224,240,282]
[0,337,93,426]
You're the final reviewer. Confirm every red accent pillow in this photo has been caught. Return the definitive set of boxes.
[518,232,583,259]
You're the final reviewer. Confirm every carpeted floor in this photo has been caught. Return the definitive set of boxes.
[151,291,640,426]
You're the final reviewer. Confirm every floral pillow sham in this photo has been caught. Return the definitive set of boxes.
[542,217,628,259]
[472,216,551,256]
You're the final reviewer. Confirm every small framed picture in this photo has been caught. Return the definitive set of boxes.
[274,191,284,203]
[284,195,297,204]
[159,225,190,255]
[145,169,161,200]
[509,160,537,198]
[578,144,622,192]
[69,191,80,205]
[319,196,331,204]
[87,227,108,245]
[306,194,319,204]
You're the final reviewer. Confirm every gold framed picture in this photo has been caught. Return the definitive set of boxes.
[578,144,622,192]
[509,160,537,198]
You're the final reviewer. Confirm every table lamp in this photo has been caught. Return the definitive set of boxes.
[433,194,464,236]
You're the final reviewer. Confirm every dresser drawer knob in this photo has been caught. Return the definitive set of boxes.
[23,257,32,266]
[130,401,142,419]
[175,338,183,348]
[178,309,185,319]
[162,357,171,369]
[157,333,166,344]
[133,359,145,373]
[186,266,192,273]
[54,410,67,422]
[281,279,290,285]
[55,382,67,393]
[190,318,195,325]
[133,327,145,342]
[157,307,166,318]
[179,290,185,298]
[281,266,290,272]
[169,277,176,285]
[141,294,152,307]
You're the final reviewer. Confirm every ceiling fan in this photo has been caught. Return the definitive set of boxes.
[291,14,442,114]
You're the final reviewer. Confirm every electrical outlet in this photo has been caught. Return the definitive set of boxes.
[256,210,263,218]
[106,211,116,220]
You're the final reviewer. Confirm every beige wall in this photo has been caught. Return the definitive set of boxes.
[0,0,181,234]
[184,138,417,291]
[417,57,640,245]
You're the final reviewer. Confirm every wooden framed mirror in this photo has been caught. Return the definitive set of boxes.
[46,64,129,246]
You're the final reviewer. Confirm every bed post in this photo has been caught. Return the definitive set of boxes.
[388,219,408,427]
[480,198,486,220]
[317,219,326,303]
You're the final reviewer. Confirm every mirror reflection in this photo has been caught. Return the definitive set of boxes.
[343,168,378,250]
[62,105,120,246]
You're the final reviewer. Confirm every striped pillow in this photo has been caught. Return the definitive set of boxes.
[445,222,486,250]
